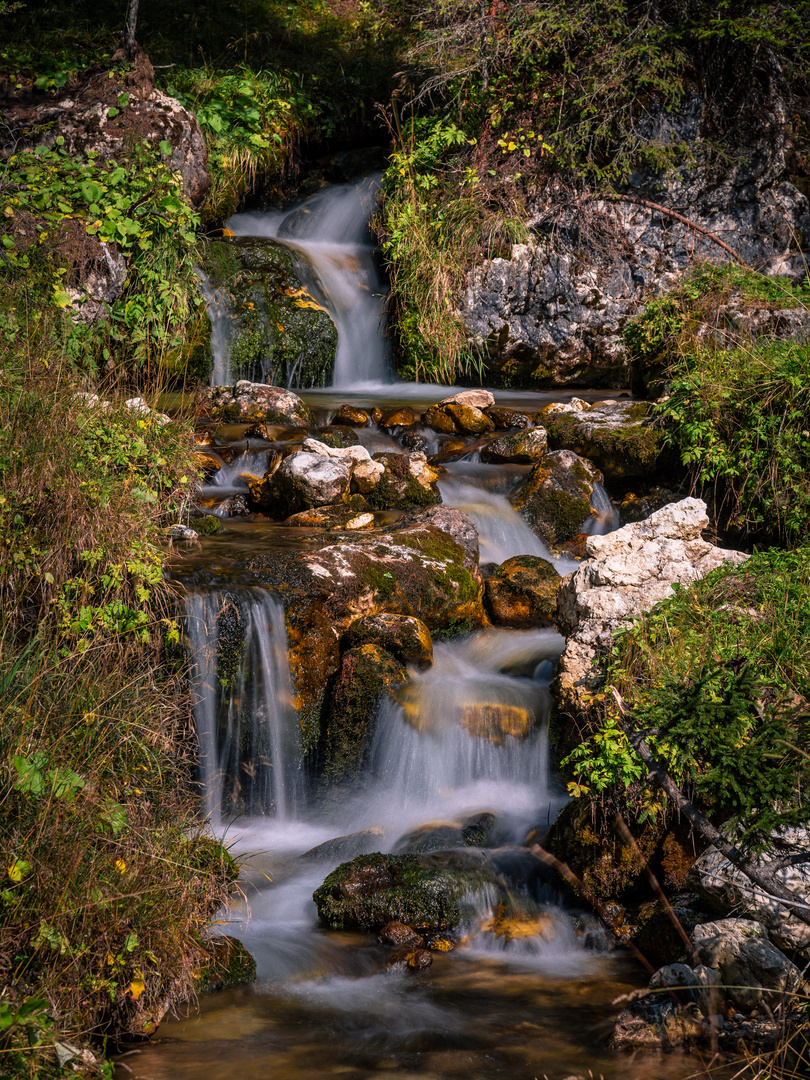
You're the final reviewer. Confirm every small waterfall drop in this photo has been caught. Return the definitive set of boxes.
[227,175,391,388]
[185,588,302,824]
[196,269,235,387]
[583,481,622,535]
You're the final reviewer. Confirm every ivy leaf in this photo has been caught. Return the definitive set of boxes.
[159,139,172,156]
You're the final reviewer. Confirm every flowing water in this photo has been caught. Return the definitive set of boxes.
[123,178,711,1080]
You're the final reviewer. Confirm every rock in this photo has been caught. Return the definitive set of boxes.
[321,644,408,783]
[283,501,372,530]
[632,892,713,969]
[1,56,209,205]
[423,405,459,434]
[687,830,810,956]
[124,397,171,425]
[458,702,533,742]
[365,452,441,511]
[480,427,549,463]
[484,406,533,429]
[198,935,257,993]
[164,524,198,541]
[543,400,663,480]
[457,87,810,388]
[442,401,495,435]
[483,555,558,627]
[554,498,748,718]
[610,995,703,1049]
[400,429,431,454]
[191,514,226,536]
[334,404,370,427]
[387,947,434,972]
[249,513,484,752]
[620,486,681,523]
[480,907,556,942]
[691,919,804,1012]
[313,851,492,931]
[649,963,723,1015]
[204,238,337,387]
[439,389,495,409]
[202,382,313,425]
[539,399,593,416]
[315,426,360,448]
[65,238,128,322]
[302,827,387,862]
[342,613,433,669]
[512,449,602,546]
[380,921,424,947]
[379,406,417,429]
[276,451,353,511]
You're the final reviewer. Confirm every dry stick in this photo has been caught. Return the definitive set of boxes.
[609,686,810,928]
[579,193,748,266]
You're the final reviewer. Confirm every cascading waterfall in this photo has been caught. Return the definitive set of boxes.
[185,588,302,824]
[582,481,622,535]
[227,175,391,388]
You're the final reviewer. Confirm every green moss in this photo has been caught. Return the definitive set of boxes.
[199,935,257,993]
[194,514,225,535]
[365,454,441,511]
[363,564,398,600]
[312,852,489,931]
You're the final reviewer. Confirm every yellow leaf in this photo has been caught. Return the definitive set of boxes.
[8,859,30,882]
[115,859,127,874]
[221,227,236,237]
[507,141,517,151]
[126,970,145,1000]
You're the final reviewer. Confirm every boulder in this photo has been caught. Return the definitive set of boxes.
[248,512,485,745]
[334,404,370,427]
[312,851,493,931]
[341,613,434,669]
[687,830,810,956]
[610,994,703,1050]
[284,501,374,530]
[315,426,360,448]
[620,486,681,523]
[456,85,810,388]
[1,52,209,205]
[321,645,408,783]
[395,813,496,854]
[276,451,352,510]
[301,827,387,862]
[439,389,495,410]
[458,702,533,742]
[484,407,533,430]
[483,555,558,627]
[365,452,441,510]
[512,449,602,546]
[379,406,417,429]
[203,237,338,388]
[480,427,549,464]
[202,382,313,425]
[443,401,495,435]
[423,405,459,434]
[554,498,748,718]
[380,921,424,947]
[543,400,663,480]
[691,919,804,1012]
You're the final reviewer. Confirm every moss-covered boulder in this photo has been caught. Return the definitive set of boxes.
[198,935,257,993]
[365,452,442,511]
[480,427,549,464]
[483,555,559,627]
[321,644,408,783]
[315,426,360,449]
[312,851,492,931]
[543,400,663,480]
[341,612,433,669]
[512,450,602,546]
[202,382,313,425]
[204,236,338,388]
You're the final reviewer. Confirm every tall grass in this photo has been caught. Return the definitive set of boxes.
[0,286,234,1074]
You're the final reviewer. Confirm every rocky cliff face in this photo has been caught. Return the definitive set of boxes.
[458,90,810,388]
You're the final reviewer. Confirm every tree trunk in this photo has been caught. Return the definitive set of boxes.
[125,0,139,59]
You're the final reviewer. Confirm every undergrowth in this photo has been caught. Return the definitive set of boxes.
[626,263,810,545]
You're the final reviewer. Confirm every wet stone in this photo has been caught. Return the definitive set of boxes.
[485,406,533,429]
[379,921,424,948]
[341,613,433,670]
[443,401,494,436]
[423,405,459,434]
[315,426,360,448]
[480,427,549,464]
[379,406,417,430]
[334,404,371,427]
[484,555,559,628]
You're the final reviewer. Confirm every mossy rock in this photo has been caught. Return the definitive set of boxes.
[484,555,559,627]
[365,453,441,511]
[543,401,663,480]
[192,513,226,535]
[315,426,360,449]
[320,644,407,784]
[341,612,433,669]
[204,236,337,389]
[313,851,491,931]
[512,450,601,545]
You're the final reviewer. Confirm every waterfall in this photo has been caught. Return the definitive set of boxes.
[228,175,391,388]
[185,588,302,824]
[196,268,235,387]
[582,481,621,535]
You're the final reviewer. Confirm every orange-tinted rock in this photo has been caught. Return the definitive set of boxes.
[443,401,494,435]
[458,702,533,742]
[342,613,433,669]
[483,555,559,627]
[423,405,458,434]
[485,407,533,430]
[512,450,602,545]
[380,921,424,948]
[334,404,371,427]
[380,406,416,429]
